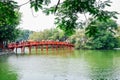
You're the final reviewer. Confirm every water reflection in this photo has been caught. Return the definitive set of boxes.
[1,50,120,80]
[83,50,115,80]
[0,55,18,80]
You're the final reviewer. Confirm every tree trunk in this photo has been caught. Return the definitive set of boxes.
[0,41,3,51]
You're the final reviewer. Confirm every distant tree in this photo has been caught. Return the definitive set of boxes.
[29,31,42,41]
[29,28,66,41]
[85,19,118,49]
[16,29,33,41]
[68,29,87,49]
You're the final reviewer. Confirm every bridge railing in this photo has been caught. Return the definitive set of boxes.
[8,41,74,49]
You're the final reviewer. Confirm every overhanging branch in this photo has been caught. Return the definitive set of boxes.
[54,0,60,14]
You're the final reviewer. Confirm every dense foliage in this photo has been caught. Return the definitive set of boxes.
[68,29,87,49]
[85,19,118,49]
[39,0,118,35]
[16,29,33,42]
[29,28,67,41]
[0,1,21,42]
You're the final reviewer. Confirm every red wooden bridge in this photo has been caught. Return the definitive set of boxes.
[8,41,74,54]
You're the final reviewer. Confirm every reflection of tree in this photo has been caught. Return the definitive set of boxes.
[0,56,18,80]
[83,50,116,79]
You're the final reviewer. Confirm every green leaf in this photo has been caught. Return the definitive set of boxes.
[106,3,111,6]
[113,15,118,19]
[34,5,38,12]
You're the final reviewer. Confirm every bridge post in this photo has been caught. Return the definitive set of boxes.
[67,44,69,50]
[15,47,17,54]
[29,46,31,55]
[51,44,54,51]
[46,45,48,55]
[41,45,43,52]
[69,45,72,51]
[21,47,25,54]
[62,44,64,50]
[21,47,23,54]
[40,45,44,55]
[35,46,38,54]
[56,45,58,51]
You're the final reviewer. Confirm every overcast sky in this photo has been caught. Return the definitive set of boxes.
[15,0,120,31]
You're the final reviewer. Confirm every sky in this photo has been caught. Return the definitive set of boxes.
[15,0,120,31]
[15,0,58,31]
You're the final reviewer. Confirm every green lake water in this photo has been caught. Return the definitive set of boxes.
[0,50,120,80]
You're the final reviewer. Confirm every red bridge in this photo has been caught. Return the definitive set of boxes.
[8,41,74,54]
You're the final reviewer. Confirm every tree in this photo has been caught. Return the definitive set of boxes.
[0,0,118,38]
[29,31,42,40]
[85,19,118,49]
[29,28,66,41]
[39,0,118,35]
[16,29,33,41]
[0,1,21,48]
[68,29,87,49]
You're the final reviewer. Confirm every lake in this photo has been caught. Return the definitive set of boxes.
[0,50,120,80]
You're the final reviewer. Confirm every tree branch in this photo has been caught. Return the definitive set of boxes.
[18,0,30,7]
[54,0,60,14]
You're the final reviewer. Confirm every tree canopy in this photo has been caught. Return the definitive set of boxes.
[29,28,66,41]
[0,1,21,42]
[16,29,33,42]
[85,19,118,49]
[28,0,118,35]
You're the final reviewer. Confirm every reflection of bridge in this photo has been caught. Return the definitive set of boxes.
[8,41,74,54]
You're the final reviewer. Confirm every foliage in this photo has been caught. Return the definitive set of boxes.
[116,26,120,37]
[29,31,41,40]
[0,1,21,42]
[114,26,120,48]
[85,19,118,37]
[16,29,33,41]
[30,0,51,12]
[41,0,118,35]
[68,29,87,49]
[85,19,118,49]
[29,28,66,41]
[0,1,18,26]
[0,25,20,42]
[0,0,118,43]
